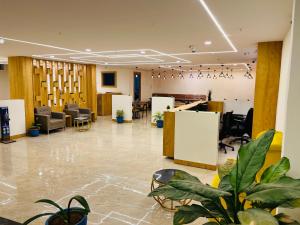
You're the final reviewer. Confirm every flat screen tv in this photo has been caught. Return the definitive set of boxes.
[101,71,117,87]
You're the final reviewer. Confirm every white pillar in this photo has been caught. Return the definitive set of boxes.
[280,0,300,219]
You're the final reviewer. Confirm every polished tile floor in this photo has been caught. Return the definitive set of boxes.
[0,116,237,225]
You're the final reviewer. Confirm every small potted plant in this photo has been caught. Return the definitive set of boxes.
[116,110,124,123]
[28,123,41,137]
[153,112,164,128]
[24,195,90,225]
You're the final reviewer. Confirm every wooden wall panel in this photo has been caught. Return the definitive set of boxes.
[8,57,34,129]
[208,101,224,113]
[252,42,283,137]
[32,59,90,112]
[86,65,97,118]
[163,111,175,158]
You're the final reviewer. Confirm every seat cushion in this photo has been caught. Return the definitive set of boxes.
[49,119,64,127]
[79,113,90,119]
[35,106,51,116]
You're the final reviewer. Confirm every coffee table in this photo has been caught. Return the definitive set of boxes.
[74,117,91,131]
[151,169,191,211]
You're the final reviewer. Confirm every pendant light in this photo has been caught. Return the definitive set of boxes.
[225,67,230,79]
[219,65,225,78]
[213,69,217,79]
[197,65,203,79]
[171,69,175,79]
[151,69,155,79]
[189,68,193,79]
[207,68,211,79]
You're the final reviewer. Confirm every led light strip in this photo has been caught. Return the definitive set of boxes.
[160,62,251,71]
[198,0,238,52]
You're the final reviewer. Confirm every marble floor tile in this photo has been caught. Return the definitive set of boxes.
[0,116,237,224]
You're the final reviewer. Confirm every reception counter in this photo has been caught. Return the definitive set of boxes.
[163,100,223,170]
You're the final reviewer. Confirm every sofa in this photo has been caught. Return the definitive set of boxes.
[64,103,91,121]
[34,106,66,134]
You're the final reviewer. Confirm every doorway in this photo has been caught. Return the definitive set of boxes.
[133,72,141,101]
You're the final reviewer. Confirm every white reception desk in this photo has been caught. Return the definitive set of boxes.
[174,111,220,170]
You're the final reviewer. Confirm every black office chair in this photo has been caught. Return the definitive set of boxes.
[219,112,235,154]
[230,108,253,144]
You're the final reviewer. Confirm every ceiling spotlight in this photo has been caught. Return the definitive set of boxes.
[85,48,92,52]
[0,38,5,44]
[140,50,146,54]
[49,56,55,58]
[176,60,180,63]
[104,62,108,65]
[204,41,212,45]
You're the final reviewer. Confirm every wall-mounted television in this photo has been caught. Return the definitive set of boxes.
[101,71,117,87]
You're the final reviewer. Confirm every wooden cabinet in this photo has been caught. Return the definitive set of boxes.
[97,93,121,116]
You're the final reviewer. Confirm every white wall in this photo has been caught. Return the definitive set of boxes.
[96,65,153,101]
[276,27,293,132]
[0,100,26,137]
[112,95,133,121]
[152,71,255,102]
[151,97,175,123]
[0,65,10,100]
[278,0,300,219]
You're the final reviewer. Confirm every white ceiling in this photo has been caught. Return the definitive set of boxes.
[0,0,293,69]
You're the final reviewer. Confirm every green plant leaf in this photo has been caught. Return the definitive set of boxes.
[23,213,54,225]
[203,223,220,225]
[230,130,275,193]
[275,213,300,225]
[168,180,232,199]
[68,195,90,214]
[148,185,209,202]
[173,204,217,225]
[219,175,233,192]
[280,199,300,208]
[36,199,65,212]
[246,176,300,208]
[238,208,279,225]
[261,157,290,183]
[172,170,201,183]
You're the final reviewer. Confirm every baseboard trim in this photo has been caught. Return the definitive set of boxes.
[112,119,132,123]
[174,159,217,171]
[10,133,26,139]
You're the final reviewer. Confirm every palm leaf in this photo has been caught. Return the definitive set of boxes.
[67,195,90,214]
[230,130,275,193]
[238,208,279,225]
[172,170,201,183]
[261,157,290,183]
[35,199,65,212]
[23,213,54,225]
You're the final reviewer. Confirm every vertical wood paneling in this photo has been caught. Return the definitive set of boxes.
[86,64,97,118]
[8,57,34,130]
[253,42,283,137]
[163,111,175,158]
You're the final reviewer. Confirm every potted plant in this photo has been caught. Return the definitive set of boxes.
[149,130,300,225]
[28,123,41,137]
[153,112,164,128]
[116,110,124,123]
[24,195,90,225]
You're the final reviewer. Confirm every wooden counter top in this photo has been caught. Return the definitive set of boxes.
[171,100,206,112]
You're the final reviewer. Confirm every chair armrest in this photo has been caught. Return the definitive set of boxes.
[51,112,65,120]
[64,109,79,119]
[35,114,50,131]
[79,108,91,114]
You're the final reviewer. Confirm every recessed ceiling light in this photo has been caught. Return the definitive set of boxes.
[85,48,92,52]
[176,61,180,63]
[0,38,5,44]
[204,41,212,45]
[49,56,55,58]
[104,62,108,65]
[140,50,146,54]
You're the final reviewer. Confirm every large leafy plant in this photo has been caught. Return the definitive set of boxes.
[24,195,90,225]
[149,130,300,225]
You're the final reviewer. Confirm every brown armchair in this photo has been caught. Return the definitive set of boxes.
[34,106,66,134]
[64,103,91,121]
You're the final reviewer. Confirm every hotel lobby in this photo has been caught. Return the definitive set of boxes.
[0,0,300,225]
